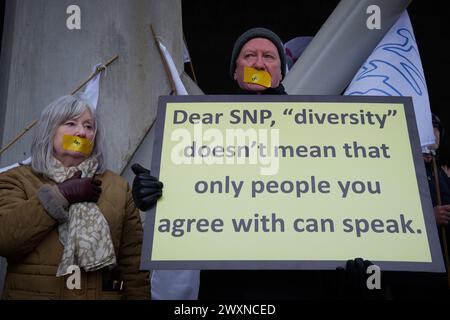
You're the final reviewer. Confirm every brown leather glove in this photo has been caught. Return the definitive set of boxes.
[57,171,102,204]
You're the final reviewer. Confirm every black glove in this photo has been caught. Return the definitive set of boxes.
[336,257,390,300]
[57,171,102,204]
[131,163,163,211]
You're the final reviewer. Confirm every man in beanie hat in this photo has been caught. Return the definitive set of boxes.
[198,27,389,300]
[229,27,287,94]
[129,27,291,300]
[132,27,387,300]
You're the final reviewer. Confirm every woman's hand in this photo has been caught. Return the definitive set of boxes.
[131,163,163,211]
[57,171,102,204]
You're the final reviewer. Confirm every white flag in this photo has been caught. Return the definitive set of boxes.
[82,63,104,110]
[151,39,199,300]
[345,11,434,148]
[0,157,31,174]
[158,41,188,95]
[151,270,200,300]
[284,36,313,71]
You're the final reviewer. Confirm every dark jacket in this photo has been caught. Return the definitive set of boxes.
[199,83,345,300]
[425,161,450,271]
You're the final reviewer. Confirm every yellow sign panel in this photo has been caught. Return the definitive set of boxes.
[140,95,444,272]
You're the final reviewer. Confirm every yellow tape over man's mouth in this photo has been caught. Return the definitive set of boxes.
[243,66,272,88]
[62,135,93,155]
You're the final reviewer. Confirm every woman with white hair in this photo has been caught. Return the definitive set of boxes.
[0,93,150,299]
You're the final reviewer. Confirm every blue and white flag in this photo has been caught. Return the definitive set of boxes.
[345,11,434,148]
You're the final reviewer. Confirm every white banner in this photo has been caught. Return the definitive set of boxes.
[151,40,199,300]
[158,42,188,95]
[83,63,103,110]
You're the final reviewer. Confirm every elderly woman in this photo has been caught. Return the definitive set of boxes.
[0,93,149,299]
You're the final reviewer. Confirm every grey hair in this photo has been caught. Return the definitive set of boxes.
[31,93,106,175]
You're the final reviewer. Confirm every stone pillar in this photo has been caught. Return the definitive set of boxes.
[0,0,186,297]
[283,0,411,94]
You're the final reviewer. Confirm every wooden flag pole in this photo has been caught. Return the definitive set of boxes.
[70,55,118,94]
[183,34,198,84]
[0,120,38,157]
[0,55,119,157]
[431,153,450,287]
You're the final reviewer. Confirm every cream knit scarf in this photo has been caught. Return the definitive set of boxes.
[47,157,117,277]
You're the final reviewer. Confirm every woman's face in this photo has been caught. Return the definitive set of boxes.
[53,108,96,166]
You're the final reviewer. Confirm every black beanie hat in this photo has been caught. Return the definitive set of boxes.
[229,27,286,80]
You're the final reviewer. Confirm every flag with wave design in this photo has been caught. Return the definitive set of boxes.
[345,11,434,148]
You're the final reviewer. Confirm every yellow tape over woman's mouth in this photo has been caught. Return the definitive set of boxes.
[243,66,272,88]
[62,135,93,155]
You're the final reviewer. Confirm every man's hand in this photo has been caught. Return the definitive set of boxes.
[57,171,102,204]
[434,205,450,226]
[131,163,163,211]
[336,258,390,300]
[337,258,372,297]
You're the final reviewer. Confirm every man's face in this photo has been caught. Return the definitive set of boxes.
[233,38,282,91]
